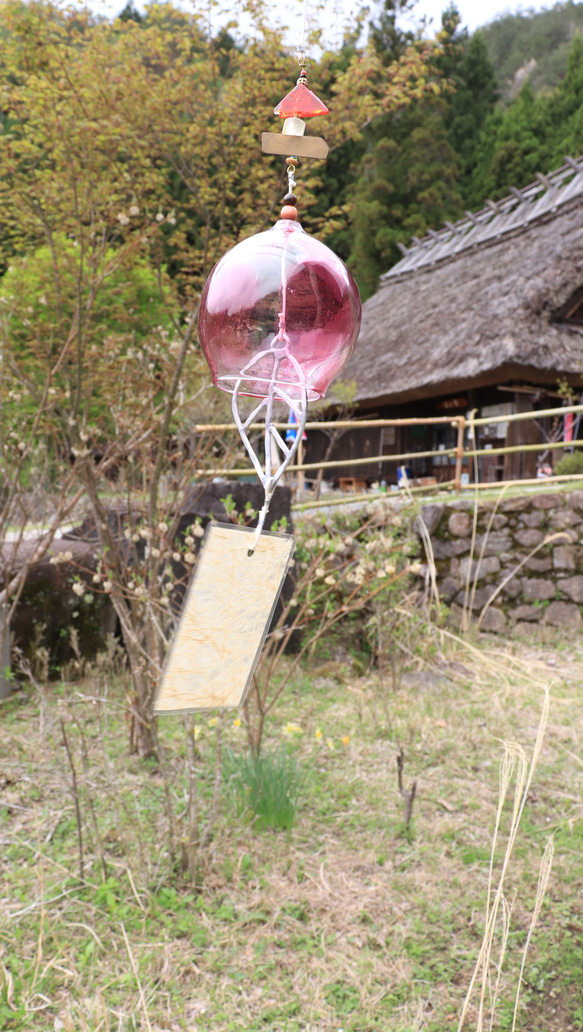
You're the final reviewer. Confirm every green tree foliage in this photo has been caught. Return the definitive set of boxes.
[440,15,498,205]
[469,31,583,203]
[480,0,583,97]
[346,3,486,297]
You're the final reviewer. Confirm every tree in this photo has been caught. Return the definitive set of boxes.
[438,7,498,207]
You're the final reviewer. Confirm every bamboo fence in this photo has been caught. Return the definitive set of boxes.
[195,403,583,495]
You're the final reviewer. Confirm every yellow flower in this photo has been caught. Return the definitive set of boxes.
[326,737,336,752]
[193,725,202,739]
[283,723,303,736]
[342,735,350,746]
[315,728,322,740]
[233,718,241,729]
[207,717,218,727]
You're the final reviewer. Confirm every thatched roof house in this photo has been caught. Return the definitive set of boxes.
[306,157,583,484]
[344,156,583,407]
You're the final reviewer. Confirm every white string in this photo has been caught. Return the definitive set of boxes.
[298,0,308,63]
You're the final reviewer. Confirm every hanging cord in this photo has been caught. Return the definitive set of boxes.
[297,0,308,67]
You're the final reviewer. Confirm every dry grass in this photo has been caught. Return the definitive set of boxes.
[1,630,583,1032]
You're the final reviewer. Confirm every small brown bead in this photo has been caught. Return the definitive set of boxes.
[284,192,297,205]
[281,205,298,220]
[286,157,298,167]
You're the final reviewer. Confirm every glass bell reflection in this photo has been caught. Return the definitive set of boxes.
[198,219,361,402]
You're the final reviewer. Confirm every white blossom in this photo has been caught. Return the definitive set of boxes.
[117,212,130,226]
[72,582,85,597]
[184,551,196,564]
[129,205,140,217]
[103,580,113,592]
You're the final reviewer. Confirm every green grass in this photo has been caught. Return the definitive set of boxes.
[222,746,306,831]
[1,633,583,1030]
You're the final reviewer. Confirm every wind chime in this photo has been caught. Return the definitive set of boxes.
[155,15,362,714]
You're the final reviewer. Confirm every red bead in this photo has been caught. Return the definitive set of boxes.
[274,83,329,119]
[280,205,298,220]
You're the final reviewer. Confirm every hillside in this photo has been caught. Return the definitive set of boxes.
[481,1,583,97]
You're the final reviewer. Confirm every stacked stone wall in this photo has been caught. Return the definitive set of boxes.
[415,489,583,635]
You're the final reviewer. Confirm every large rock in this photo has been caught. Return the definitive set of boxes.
[440,577,460,602]
[448,512,471,537]
[549,508,582,528]
[415,504,444,536]
[524,556,552,573]
[543,601,582,629]
[432,539,454,559]
[514,528,544,548]
[521,577,556,602]
[454,586,497,610]
[491,514,509,530]
[501,577,522,599]
[474,531,512,556]
[568,490,583,510]
[553,545,577,571]
[1,537,115,671]
[558,575,583,603]
[531,493,560,509]
[521,511,544,528]
[459,555,500,581]
[480,607,507,633]
[500,497,529,512]
[511,604,543,623]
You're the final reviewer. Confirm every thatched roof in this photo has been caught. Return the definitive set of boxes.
[344,156,583,407]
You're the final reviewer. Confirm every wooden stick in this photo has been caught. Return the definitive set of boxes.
[60,720,84,881]
[120,922,153,1032]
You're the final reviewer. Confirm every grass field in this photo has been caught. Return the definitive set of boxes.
[1,629,583,1032]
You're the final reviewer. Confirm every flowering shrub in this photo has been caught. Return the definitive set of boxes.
[243,497,421,753]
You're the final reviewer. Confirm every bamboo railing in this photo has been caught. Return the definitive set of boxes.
[195,403,583,495]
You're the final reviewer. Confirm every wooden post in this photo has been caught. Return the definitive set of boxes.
[297,438,305,501]
[454,416,466,494]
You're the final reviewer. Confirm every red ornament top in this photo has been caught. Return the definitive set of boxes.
[274,82,329,119]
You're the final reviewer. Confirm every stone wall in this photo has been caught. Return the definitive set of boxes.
[415,488,583,635]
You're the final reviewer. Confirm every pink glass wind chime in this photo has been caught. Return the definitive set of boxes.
[198,40,362,554]
[155,19,363,714]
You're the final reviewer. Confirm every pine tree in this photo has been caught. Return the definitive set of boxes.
[548,32,583,163]
[346,3,464,299]
[440,17,498,205]
[469,78,552,202]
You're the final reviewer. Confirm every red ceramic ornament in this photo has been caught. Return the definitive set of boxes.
[274,82,329,119]
[199,219,361,402]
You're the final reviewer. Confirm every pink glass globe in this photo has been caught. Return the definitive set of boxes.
[198,219,361,401]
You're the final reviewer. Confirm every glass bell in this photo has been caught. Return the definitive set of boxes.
[198,219,361,402]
